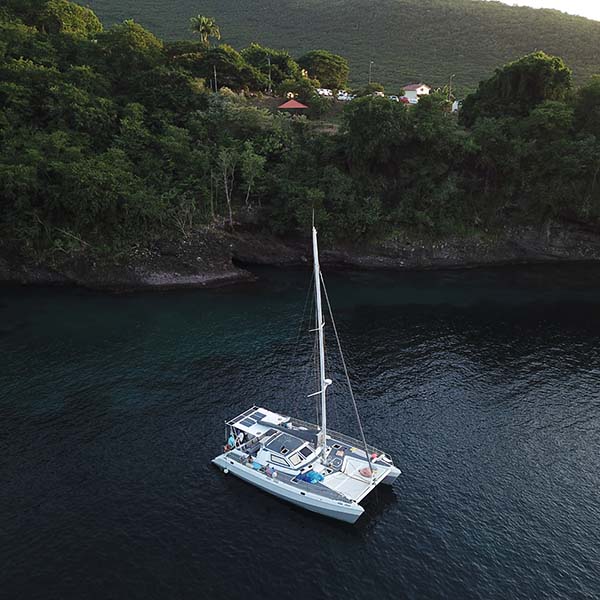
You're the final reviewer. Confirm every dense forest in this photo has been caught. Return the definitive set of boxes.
[85,0,600,93]
[1,0,600,266]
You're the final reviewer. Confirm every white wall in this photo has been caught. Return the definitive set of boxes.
[402,86,431,103]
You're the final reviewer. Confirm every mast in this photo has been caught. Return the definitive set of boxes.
[312,226,330,455]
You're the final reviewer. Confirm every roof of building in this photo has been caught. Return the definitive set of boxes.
[278,99,309,110]
[402,83,430,91]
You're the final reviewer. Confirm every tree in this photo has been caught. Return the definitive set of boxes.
[241,43,299,89]
[460,52,572,128]
[297,50,349,89]
[355,82,385,97]
[218,146,238,227]
[574,75,600,138]
[277,77,319,103]
[240,142,266,207]
[198,45,266,91]
[341,95,409,175]
[38,0,102,37]
[189,15,220,49]
[127,66,207,117]
[96,20,163,84]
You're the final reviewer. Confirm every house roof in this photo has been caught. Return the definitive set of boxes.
[278,99,309,109]
[402,83,430,91]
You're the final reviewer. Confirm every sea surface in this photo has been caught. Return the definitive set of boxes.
[2,265,600,599]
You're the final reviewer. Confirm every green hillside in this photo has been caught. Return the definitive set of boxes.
[84,0,600,93]
[3,0,600,265]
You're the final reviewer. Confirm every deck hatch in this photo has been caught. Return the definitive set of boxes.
[289,453,302,466]
[265,432,304,455]
[240,418,255,427]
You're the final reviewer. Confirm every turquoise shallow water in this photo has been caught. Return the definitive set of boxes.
[2,265,600,599]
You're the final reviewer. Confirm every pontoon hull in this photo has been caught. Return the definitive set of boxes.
[212,454,364,524]
[382,466,401,485]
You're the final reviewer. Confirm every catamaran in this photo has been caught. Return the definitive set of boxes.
[212,226,401,523]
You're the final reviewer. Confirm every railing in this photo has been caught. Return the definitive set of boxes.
[225,405,259,427]
[224,449,347,502]
[289,417,386,458]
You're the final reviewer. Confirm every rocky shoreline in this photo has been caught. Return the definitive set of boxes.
[3,220,600,292]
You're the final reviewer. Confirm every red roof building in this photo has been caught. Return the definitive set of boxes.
[402,83,430,92]
[277,99,309,110]
[400,83,431,104]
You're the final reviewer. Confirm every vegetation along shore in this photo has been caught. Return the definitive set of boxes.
[1,0,600,290]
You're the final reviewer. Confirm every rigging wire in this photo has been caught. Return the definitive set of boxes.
[313,333,320,425]
[320,272,374,476]
[324,326,339,430]
[289,272,315,418]
[292,271,314,358]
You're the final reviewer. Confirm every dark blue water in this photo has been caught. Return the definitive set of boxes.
[2,265,600,599]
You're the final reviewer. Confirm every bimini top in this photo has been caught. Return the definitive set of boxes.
[227,406,290,436]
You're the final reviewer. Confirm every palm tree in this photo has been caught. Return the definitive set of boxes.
[190,15,221,49]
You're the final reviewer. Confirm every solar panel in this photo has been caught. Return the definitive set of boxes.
[240,418,255,427]
[252,411,266,420]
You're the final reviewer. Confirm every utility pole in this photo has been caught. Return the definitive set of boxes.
[448,73,455,103]
[368,60,374,85]
[267,56,272,94]
[213,64,218,93]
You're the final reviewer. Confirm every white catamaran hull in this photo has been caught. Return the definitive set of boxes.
[382,466,401,485]
[212,454,365,524]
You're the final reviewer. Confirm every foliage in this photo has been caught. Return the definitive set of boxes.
[1,0,600,263]
[96,19,163,85]
[84,0,600,93]
[201,44,267,91]
[355,82,385,97]
[460,52,572,127]
[241,43,299,88]
[297,50,349,89]
[38,0,103,36]
[574,76,600,138]
[189,15,220,49]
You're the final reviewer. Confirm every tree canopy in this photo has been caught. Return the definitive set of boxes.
[189,15,220,49]
[84,0,600,93]
[574,75,600,138]
[297,50,349,89]
[460,52,572,127]
[1,0,599,266]
[241,43,299,87]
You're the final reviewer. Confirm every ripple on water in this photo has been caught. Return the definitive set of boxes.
[2,266,600,599]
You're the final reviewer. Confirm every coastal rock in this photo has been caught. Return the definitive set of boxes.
[4,220,600,291]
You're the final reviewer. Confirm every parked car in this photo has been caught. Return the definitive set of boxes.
[316,88,333,97]
[337,90,353,101]
[388,95,399,102]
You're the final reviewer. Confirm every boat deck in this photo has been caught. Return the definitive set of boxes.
[225,451,348,502]
[224,418,394,503]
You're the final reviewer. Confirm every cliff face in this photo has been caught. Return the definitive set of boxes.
[0,229,254,291]
[3,221,600,291]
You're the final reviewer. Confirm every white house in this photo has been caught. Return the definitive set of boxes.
[401,83,431,104]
